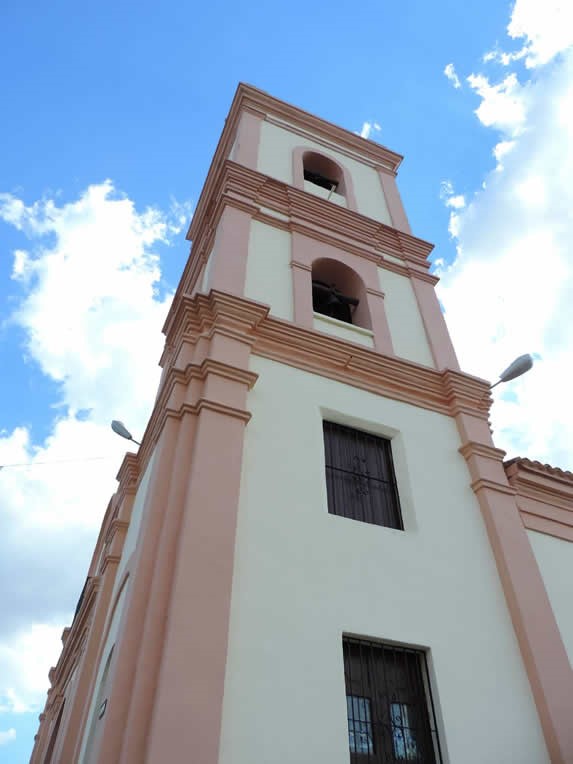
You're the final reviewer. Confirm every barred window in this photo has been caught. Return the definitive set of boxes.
[323,421,403,529]
[343,637,442,763]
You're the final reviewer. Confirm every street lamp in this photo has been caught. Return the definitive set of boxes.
[111,420,141,446]
[491,353,534,389]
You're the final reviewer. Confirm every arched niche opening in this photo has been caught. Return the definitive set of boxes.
[303,152,346,198]
[311,258,371,330]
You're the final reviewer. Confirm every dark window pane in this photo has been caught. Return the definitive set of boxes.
[347,696,374,754]
[323,421,403,529]
[343,638,442,764]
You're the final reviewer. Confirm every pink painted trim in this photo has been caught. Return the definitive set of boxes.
[459,434,573,763]
[480,490,573,762]
[93,419,181,764]
[377,169,412,233]
[232,109,263,170]
[505,457,573,543]
[291,232,394,354]
[209,205,252,296]
[291,256,313,329]
[58,573,116,762]
[145,390,253,762]
[292,146,359,212]
[365,287,394,355]
[521,512,573,541]
[118,412,199,763]
[410,276,460,370]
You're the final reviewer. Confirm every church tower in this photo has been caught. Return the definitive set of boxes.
[31,85,573,764]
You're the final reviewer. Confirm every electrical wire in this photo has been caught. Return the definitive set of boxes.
[0,456,114,471]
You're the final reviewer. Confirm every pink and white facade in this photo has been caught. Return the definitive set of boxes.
[31,84,573,764]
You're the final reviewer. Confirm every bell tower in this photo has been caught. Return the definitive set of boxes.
[31,84,573,764]
[185,85,459,371]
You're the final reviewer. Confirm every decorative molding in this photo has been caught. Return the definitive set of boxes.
[161,291,490,420]
[175,161,438,307]
[100,553,123,574]
[186,83,403,250]
[470,477,517,496]
[115,452,140,508]
[505,458,573,542]
[459,442,507,462]
[44,577,102,706]
[290,260,312,272]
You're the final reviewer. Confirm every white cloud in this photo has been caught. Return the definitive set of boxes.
[439,182,466,238]
[481,0,573,69]
[0,182,190,711]
[438,6,573,469]
[483,46,528,67]
[0,625,63,713]
[508,0,573,67]
[444,63,461,88]
[0,728,16,745]
[492,139,516,169]
[447,195,466,210]
[359,121,382,139]
[466,72,528,134]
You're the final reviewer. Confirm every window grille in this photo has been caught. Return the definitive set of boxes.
[343,637,442,763]
[323,421,403,529]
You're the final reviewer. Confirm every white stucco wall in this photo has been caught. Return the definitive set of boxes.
[219,356,548,764]
[378,266,435,367]
[313,312,374,348]
[527,530,573,664]
[257,120,392,225]
[245,220,293,320]
[303,180,347,207]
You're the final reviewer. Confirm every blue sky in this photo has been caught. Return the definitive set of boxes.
[1,0,572,760]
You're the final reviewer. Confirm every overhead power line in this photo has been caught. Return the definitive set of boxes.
[0,456,114,471]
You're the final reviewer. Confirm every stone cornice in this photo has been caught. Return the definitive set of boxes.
[186,83,404,251]
[505,457,573,487]
[245,85,403,172]
[459,442,507,462]
[158,291,491,423]
[115,452,140,497]
[505,457,573,541]
[181,163,436,302]
[471,478,517,496]
[46,576,101,699]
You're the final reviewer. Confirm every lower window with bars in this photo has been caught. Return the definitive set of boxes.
[343,637,443,763]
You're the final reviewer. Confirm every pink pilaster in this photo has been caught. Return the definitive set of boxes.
[209,205,253,296]
[411,275,460,370]
[233,108,263,170]
[377,169,411,233]
[145,380,255,763]
[453,398,573,764]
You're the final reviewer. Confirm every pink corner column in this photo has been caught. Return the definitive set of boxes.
[118,412,198,763]
[455,404,573,764]
[145,395,253,762]
[92,420,181,764]
[209,205,253,296]
[233,108,263,170]
[377,169,411,233]
[411,276,460,370]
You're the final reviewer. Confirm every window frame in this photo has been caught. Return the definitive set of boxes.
[322,420,404,530]
[343,636,444,764]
